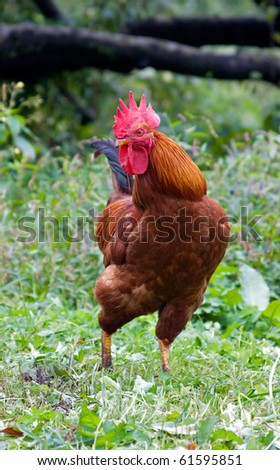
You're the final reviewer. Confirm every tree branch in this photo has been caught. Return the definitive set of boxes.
[33,0,66,21]
[254,0,280,7]
[1,23,280,85]
[125,16,273,48]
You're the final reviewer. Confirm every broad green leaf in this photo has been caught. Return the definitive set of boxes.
[78,402,100,434]
[222,288,242,306]
[102,420,116,433]
[239,264,270,311]
[16,424,40,441]
[129,427,151,445]
[211,428,243,444]
[0,123,8,143]
[197,416,218,444]
[95,423,127,448]
[6,115,24,138]
[261,300,280,327]
[14,135,36,159]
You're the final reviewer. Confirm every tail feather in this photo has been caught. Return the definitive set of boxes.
[91,138,134,194]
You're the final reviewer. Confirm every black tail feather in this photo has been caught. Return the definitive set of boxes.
[91,138,134,194]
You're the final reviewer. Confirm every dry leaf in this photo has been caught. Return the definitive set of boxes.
[185,442,197,450]
[0,427,24,437]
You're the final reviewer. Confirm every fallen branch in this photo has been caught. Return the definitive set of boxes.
[125,16,273,48]
[1,23,280,85]
[254,0,280,6]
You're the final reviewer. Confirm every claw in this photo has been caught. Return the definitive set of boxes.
[101,330,112,369]
[158,338,171,372]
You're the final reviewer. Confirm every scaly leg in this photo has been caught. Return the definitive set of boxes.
[157,298,196,373]
[158,338,171,372]
[101,329,112,369]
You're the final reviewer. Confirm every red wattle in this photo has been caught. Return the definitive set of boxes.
[128,144,149,175]
[119,144,149,175]
[119,145,133,174]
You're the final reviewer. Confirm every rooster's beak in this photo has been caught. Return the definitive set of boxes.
[115,138,129,147]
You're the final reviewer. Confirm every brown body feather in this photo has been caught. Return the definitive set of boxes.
[95,131,229,346]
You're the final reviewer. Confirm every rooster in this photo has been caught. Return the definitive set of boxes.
[91,92,230,372]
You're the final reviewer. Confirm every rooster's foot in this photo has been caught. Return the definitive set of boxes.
[158,338,171,372]
[101,330,112,369]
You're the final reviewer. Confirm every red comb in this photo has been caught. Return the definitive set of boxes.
[113,91,160,138]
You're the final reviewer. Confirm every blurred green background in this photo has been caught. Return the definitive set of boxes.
[1,0,280,156]
[1,0,280,451]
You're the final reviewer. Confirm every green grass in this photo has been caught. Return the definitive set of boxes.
[1,92,280,450]
[1,312,279,450]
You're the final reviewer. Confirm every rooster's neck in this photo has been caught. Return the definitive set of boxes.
[132,130,207,210]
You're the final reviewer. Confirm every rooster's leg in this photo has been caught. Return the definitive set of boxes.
[101,329,112,369]
[158,339,171,372]
[157,299,194,373]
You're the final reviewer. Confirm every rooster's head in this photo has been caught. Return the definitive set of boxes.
[113,91,160,175]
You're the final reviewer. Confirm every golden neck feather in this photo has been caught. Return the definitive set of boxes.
[132,130,207,209]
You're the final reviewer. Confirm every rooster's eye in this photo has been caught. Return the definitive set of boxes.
[136,129,144,136]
